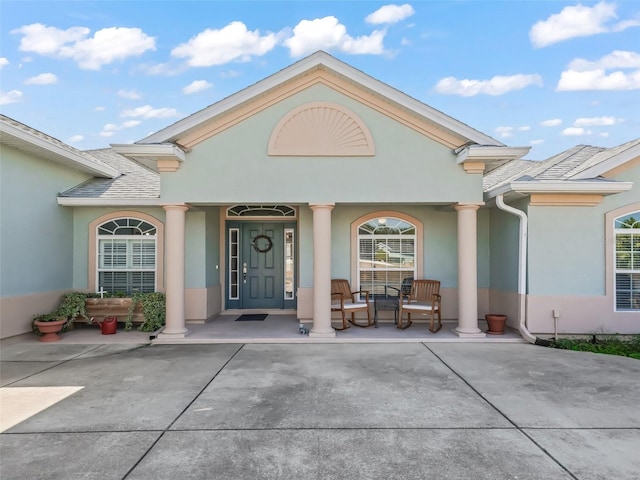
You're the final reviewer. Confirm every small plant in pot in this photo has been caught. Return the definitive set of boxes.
[32,292,88,342]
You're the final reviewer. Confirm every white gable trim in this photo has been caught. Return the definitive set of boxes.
[1,117,119,178]
[572,142,640,180]
[485,180,633,199]
[137,51,501,147]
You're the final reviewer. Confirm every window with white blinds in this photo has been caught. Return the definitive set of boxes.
[358,217,416,296]
[614,213,640,310]
[97,218,157,294]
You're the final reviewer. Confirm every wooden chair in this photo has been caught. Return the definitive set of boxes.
[398,279,442,332]
[331,279,373,330]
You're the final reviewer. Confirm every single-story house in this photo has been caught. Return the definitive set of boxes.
[1,51,639,342]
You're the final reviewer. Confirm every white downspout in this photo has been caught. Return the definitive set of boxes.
[495,195,550,346]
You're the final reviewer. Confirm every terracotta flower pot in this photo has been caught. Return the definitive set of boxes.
[485,314,507,335]
[34,318,67,342]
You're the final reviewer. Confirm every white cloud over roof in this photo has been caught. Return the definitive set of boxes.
[0,90,23,105]
[283,16,385,57]
[171,22,277,66]
[529,1,639,48]
[434,74,543,96]
[365,4,415,25]
[12,23,156,70]
[183,80,212,95]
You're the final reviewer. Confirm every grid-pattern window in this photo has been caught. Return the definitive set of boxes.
[358,217,416,296]
[615,213,640,310]
[97,218,157,294]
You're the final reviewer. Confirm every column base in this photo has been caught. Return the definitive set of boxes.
[454,327,486,338]
[309,329,336,338]
[156,328,190,340]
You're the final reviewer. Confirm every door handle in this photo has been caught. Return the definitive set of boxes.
[242,263,247,283]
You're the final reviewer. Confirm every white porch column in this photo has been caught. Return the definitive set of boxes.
[309,203,336,338]
[454,204,485,337]
[157,204,190,339]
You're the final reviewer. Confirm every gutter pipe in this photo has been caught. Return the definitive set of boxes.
[495,195,550,346]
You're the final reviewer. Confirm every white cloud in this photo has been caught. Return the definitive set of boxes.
[530,139,545,145]
[0,57,8,68]
[284,16,385,57]
[557,50,640,91]
[518,126,531,132]
[600,132,610,137]
[562,127,592,136]
[568,50,640,70]
[99,120,141,137]
[183,80,212,94]
[95,106,105,111]
[495,126,514,138]
[574,116,619,126]
[557,68,640,91]
[434,73,543,96]
[529,2,639,48]
[68,134,83,142]
[172,22,276,66]
[12,23,156,70]
[365,4,415,25]
[118,89,141,100]
[0,90,23,104]
[541,118,562,127]
[120,105,180,119]
[24,72,58,85]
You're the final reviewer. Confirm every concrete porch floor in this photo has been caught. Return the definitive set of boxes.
[14,314,526,345]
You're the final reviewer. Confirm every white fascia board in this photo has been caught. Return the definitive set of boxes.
[457,145,530,164]
[138,51,501,146]
[111,143,186,161]
[1,123,120,178]
[572,143,640,179]
[485,180,633,199]
[57,197,163,207]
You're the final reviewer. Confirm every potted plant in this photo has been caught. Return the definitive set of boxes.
[32,291,88,342]
[32,312,69,342]
[485,313,507,335]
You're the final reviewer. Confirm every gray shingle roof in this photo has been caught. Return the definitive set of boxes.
[484,139,640,192]
[60,148,159,198]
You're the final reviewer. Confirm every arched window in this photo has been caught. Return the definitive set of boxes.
[614,212,640,310]
[97,217,158,294]
[358,217,416,295]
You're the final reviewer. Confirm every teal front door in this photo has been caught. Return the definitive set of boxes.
[226,222,296,310]
[242,224,283,309]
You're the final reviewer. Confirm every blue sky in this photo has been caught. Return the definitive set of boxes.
[1,0,639,160]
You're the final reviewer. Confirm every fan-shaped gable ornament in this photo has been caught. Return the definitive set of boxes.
[268,102,375,156]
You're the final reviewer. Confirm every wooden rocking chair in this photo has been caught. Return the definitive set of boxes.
[398,279,442,333]
[331,279,373,330]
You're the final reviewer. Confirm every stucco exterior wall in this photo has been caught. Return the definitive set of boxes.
[0,144,90,338]
[159,84,482,205]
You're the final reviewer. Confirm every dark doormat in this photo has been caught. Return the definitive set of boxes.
[235,314,268,321]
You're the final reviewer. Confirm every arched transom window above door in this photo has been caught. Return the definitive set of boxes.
[268,102,375,156]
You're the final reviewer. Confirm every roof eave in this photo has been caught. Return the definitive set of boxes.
[57,197,163,207]
[484,180,634,201]
[1,122,120,178]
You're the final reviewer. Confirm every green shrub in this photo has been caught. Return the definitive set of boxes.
[549,334,640,359]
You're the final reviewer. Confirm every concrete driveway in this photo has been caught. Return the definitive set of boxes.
[1,342,639,479]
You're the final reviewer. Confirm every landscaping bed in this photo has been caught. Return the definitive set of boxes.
[549,335,640,360]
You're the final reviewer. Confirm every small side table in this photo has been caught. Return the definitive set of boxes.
[373,296,400,327]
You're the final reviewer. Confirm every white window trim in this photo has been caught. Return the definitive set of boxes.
[88,211,164,294]
[350,211,423,292]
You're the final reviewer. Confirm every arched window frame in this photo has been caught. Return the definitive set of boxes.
[88,212,164,294]
[611,207,640,311]
[351,211,423,295]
